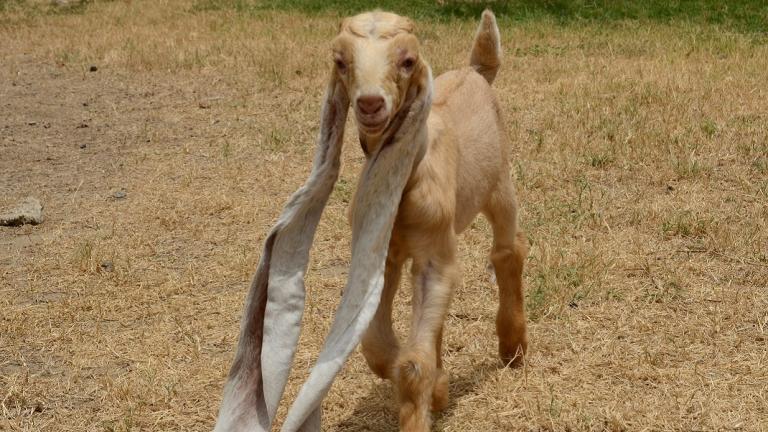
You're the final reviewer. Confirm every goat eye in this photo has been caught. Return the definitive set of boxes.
[401,58,415,71]
[334,59,347,73]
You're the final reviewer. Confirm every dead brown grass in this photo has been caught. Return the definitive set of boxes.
[1,1,767,431]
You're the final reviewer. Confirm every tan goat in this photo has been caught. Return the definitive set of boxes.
[215,9,527,432]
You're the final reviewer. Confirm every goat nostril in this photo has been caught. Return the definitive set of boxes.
[357,95,385,116]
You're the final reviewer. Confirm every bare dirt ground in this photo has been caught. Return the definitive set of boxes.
[1,2,767,431]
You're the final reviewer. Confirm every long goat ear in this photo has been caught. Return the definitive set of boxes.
[280,65,434,432]
[214,70,349,432]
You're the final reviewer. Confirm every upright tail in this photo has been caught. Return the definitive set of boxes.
[469,9,502,85]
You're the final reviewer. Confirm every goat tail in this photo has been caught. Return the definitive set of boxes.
[469,9,501,85]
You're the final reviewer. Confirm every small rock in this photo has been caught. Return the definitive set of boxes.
[666,185,675,192]
[79,143,87,149]
[100,260,114,272]
[111,189,127,200]
[28,121,37,126]
[0,197,44,226]
[198,101,211,109]
[89,65,98,72]
[77,122,89,128]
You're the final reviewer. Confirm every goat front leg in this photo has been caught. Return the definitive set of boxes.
[361,245,406,379]
[396,236,458,432]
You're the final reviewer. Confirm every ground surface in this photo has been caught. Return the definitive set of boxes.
[1,1,767,431]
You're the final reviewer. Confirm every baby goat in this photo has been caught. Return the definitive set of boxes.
[338,10,529,431]
[214,9,528,432]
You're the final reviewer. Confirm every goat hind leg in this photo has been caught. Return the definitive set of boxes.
[484,183,529,366]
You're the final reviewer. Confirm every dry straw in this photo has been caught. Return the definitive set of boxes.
[1,1,766,431]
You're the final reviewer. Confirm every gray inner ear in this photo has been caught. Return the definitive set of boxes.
[214,75,349,432]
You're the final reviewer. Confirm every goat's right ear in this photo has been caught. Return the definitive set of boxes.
[214,63,350,432]
[316,68,349,156]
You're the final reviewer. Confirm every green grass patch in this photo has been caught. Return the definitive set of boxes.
[585,152,614,169]
[673,155,711,179]
[661,210,712,239]
[0,0,96,14]
[527,262,586,321]
[190,0,768,34]
[0,0,100,26]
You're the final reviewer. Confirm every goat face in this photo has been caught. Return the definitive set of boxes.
[331,11,426,142]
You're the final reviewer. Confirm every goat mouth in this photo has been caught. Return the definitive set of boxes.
[355,113,388,134]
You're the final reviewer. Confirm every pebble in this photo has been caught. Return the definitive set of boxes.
[0,197,44,226]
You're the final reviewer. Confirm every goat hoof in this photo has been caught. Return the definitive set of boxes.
[499,337,527,367]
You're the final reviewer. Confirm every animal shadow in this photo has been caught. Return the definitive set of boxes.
[334,359,501,431]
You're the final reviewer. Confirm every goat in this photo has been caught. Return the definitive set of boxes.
[346,10,528,430]
[215,9,527,432]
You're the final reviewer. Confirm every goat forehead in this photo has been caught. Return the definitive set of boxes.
[353,40,391,81]
[345,11,413,39]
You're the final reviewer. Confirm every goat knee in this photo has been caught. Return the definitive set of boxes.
[361,329,398,379]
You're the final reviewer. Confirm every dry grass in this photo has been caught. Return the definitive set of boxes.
[1,1,767,431]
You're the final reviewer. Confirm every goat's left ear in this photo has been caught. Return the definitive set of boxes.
[316,67,350,156]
